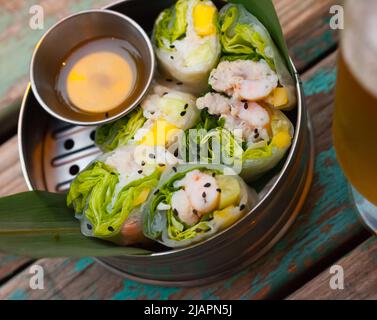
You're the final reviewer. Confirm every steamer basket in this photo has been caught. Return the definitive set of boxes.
[18,0,314,286]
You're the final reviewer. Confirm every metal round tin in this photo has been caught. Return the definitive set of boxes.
[18,0,314,286]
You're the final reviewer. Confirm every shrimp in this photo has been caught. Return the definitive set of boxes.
[236,101,270,128]
[194,92,271,142]
[209,60,278,101]
[171,170,220,226]
[196,93,232,114]
[118,216,146,246]
[171,190,199,226]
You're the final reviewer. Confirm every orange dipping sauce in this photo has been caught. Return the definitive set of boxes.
[56,37,140,114]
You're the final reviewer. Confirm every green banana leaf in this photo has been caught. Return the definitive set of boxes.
[0,191,151,257]
[228,0,293,75]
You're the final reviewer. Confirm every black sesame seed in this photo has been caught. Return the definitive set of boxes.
[170,45,175,48]
[212,173,216,177]
[184,103,189,109]
[153,189,160,195]
[202,192,207,198]
[111,172,116,176]
[240,204,246,211]
[254,133,260,139]
[173,208,178,215]
[254,128,259,133]
[174,149,179,157]
[244,102,249,110]
[158,163,165,167]
[138,170,143,174]
[173,167,177,172]
[216,188,222,193]
[141,161,146,166]
[108,226,114,232]
[163,92,168,96]
[180,111,187,116]
[87,224,92,230]
[149,153,156,159]
[170,56,174,60]
[204,183,211,188]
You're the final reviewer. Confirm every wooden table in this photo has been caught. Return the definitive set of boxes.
[0,0,376,300]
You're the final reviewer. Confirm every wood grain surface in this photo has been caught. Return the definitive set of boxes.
[1,52,370,300]
[1,0,369,301]
[289,236,377,300]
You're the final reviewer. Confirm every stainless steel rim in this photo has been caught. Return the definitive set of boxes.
[18,0,314,286]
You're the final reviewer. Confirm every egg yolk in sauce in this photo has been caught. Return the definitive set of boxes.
[56,38,138,114]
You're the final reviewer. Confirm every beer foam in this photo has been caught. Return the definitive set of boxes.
[343,0,377,97]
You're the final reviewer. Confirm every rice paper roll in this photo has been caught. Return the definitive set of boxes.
[241,106,294,181]
[95,85,200,152]
[143,164,258,248]
[67,145,179,246]
[153,0,221,92]
[217,3,296,110]
[194,97,294,182]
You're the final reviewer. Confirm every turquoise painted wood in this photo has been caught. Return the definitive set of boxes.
[0,0,367,300]
[0,52,370,299]
[289,236,377,299]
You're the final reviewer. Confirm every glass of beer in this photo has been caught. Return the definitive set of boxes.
[333,0,377,232]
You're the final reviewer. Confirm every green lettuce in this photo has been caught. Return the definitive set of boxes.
[154,0,188,49]
[220,4,275,68]
[145,166,220,241]
[68,161,160,239]
[143,164,256,248]
[219,3,297,110]
[95,108,146,153]
[189,107,294,182]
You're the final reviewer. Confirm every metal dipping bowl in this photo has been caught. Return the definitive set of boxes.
[19,0,314,286]
[30,9,155,126]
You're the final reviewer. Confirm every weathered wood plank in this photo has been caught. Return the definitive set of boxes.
[0,136,28,197]
[0,136,30,284]
[0,0,339,138]
[0,51,370,300]
[288,237,377,300]
[0,256,31,284]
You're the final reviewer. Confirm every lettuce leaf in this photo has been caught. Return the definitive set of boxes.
[143,164,256,248]
[219,3,297,110]
[68,161,160,239]
[220,4,274,68]
[95,108,146,153]
[145,166,220,241]
[67,162,118,218]
[154,0,188,49]
[188,107,294,182]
